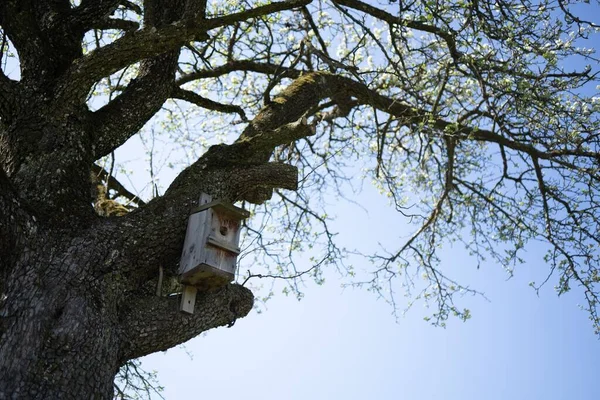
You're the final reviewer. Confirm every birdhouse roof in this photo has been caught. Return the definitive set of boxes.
[191,200,250,220]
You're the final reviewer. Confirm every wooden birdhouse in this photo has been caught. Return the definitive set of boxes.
[178,193,249,313]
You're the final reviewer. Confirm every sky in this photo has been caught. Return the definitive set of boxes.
[141,180,600,400]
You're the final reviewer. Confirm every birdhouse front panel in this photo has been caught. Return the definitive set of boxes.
[179,193,248,291]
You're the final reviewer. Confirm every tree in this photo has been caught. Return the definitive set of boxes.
[1,0,598,397]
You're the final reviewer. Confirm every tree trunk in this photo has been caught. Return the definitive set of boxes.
[0,109,258,399]
[0,230,122,398]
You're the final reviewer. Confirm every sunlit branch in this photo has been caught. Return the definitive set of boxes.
[172,86,248,121]
[176,60,302,86]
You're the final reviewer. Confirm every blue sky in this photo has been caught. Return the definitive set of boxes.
[142,181,600,400]
[141,256,600,399]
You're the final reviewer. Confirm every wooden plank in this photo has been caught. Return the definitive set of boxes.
[191,200,249,219]
[207,234,241,254]
[179,285,198,314]
[179,193,212,276]
[179,263,234,291]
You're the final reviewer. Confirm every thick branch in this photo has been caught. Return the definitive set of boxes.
[1,1,83,87]
[176,60,301,86]
[91,51,179,158]
[118,284,253,361]
[88,0,189,158]
[172,87,248,121]
[248,72,589,165]
[0,2,43,82]
[237,72,338,143]
[91,18,139,32]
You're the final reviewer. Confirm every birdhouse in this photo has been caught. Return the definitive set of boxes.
[178,193,249,313]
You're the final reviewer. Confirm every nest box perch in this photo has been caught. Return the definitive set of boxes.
[179,193,250,314]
